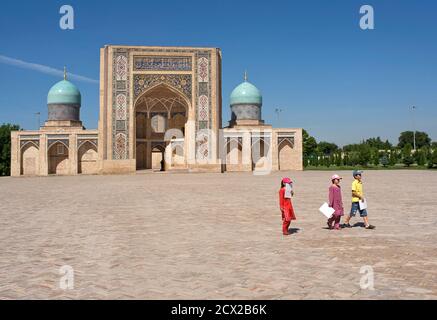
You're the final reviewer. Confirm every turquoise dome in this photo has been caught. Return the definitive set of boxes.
[47,80,81,105]
[230,80,262,106]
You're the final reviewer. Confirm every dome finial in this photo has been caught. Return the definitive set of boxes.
[244,70,248,82]
[64,66,67,80]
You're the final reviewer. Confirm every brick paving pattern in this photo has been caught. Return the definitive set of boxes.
[0,170,436,299]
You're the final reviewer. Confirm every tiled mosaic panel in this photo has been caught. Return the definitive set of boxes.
[196,52,211,160]
[113,50,129,160]
[115,93,127,121]
[198,95,209,121]
[114,132,127,159]
[197,57,209,83]
[133,74,192,101]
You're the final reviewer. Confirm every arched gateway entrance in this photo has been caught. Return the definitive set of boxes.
[134,84,188,171]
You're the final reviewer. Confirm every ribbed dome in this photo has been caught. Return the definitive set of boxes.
[47,80,81,105]
[230,80,262,106]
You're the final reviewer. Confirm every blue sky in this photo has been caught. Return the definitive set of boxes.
[0,0,436,146]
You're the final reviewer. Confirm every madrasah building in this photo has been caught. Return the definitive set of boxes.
[10,46,302,176]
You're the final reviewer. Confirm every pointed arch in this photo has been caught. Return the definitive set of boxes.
[278,139,294,171]
[20,140,39,151]
[78,141,98,174]
[78,139,97,151]
[134,82,191,110]
[134,82,189,171]
[224,137,243,170]
[251,137,271,171]
[152,144,165,153]
[278,137,294,149]
[48,140,69,152]
[48,141,70,175]
[21,142,39,176]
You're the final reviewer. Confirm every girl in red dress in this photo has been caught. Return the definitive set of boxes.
[279,177,297,235]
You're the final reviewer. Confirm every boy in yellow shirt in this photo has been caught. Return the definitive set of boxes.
[343,170,375,229]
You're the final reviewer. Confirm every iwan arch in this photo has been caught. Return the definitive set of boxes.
[11,46,302,176]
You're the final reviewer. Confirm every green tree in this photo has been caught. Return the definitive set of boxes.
[380,153,389,167]
[317,141,338,156]
[358,144,372,166]
[383,139,393,150]
[0,123,20,176]
[365,137,393,150]
[402,144,414,167]
[415,148,427,166]
[321,155,330,167]
[398,131,431,149]
[343,152,350,166]
[302,129,317,157]
[302,129,318,167]
[313,154,320,167]
[343,143,361,153]
[348,151,359,166]
[429,151,437,168]
[335,151,342,167]
[426,148,434,167]
[371,149,380,166]
[329,154,335,167]
[389,149,397,166]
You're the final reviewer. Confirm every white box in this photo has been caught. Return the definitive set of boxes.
[319,202,335,218]
[359,199,368,210]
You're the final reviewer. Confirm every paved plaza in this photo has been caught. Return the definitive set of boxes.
[0,170,436,299]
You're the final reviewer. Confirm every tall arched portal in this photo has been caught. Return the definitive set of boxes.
[134,84,188,170]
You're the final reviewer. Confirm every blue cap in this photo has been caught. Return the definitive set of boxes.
[353,170,363,177]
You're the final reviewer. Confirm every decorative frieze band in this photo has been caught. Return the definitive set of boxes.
[20,135,40,140]
[134,56,192,71]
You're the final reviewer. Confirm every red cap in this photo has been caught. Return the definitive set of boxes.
[282,177,292,184]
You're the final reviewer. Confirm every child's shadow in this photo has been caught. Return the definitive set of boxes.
[287,228,300,234]
[353,222,366,228]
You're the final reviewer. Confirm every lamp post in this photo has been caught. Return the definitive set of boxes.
[411,106,417,151]
[35,112,40,130]
[275,108,283,127]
